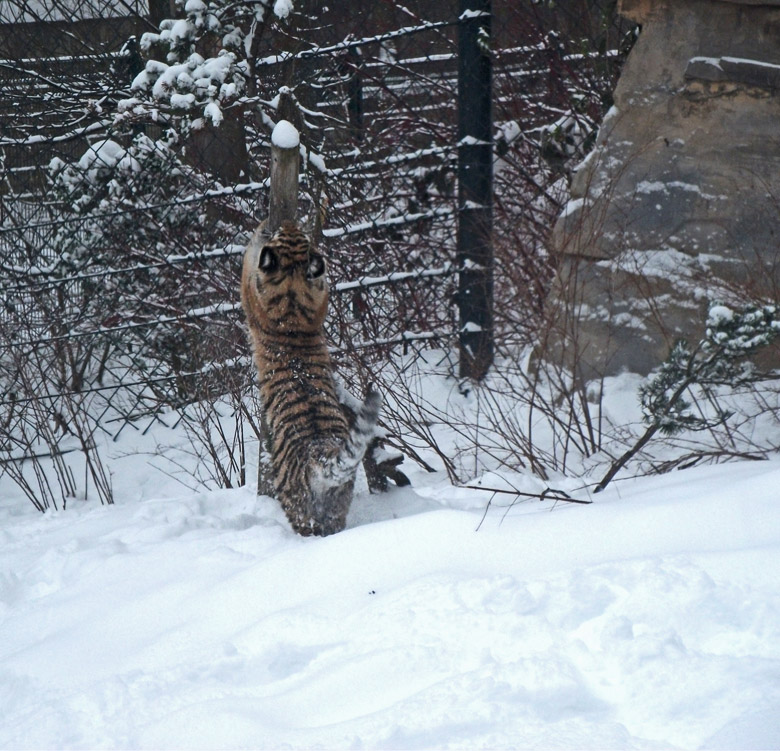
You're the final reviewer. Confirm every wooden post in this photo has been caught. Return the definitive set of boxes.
[257,118,300,496]
[267,118,300,231]
[457,0,494,381]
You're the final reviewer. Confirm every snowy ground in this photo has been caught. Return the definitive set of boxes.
[2,381,780,749]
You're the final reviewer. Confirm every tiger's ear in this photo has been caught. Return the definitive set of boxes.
[259,246,278,272]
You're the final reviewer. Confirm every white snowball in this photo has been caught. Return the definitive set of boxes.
[271,120,300,149]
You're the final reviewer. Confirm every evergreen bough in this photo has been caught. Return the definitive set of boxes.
[595,302,779,492]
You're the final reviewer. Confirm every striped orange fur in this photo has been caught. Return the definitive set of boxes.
[241,220,380,536]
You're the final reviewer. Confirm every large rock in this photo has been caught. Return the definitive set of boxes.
[543,0,780,380]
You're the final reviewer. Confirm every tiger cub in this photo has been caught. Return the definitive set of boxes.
[241,220,381,536]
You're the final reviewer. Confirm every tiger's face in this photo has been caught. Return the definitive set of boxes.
[242,220,329,333]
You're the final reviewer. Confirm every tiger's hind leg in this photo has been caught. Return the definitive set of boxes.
[335,381,409,491]
[337,390,382,472]
[314,391,382,491]
[299,392,381,536]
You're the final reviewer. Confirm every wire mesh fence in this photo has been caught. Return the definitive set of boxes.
[0,0,632,504]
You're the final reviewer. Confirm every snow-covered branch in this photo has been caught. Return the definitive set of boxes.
[323,207,454,238]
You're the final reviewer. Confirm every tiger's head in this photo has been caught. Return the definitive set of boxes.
[242,220,329,334]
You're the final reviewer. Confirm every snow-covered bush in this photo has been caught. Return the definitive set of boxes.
[593,303,780,491]
[121,0,294,128]
[539,110,597,177]
[45,130,240,389]
[640,303,780,436]
[129,51,246,126]
[49,132,195,313]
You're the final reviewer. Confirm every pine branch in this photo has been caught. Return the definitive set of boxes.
[594,303,779,493]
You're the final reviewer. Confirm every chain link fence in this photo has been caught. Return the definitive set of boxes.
[0,0,631,506]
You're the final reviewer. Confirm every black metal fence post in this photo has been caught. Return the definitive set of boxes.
[457,0,494,381]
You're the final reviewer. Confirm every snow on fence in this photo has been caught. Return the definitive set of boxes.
[0,0,625,469]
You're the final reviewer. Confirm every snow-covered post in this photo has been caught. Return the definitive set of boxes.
[457,0,494,381]
[268,119,300,232]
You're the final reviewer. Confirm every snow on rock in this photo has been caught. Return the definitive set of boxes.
[560,196,584,219]
[1,450,779,749]
[271,119,300,149]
